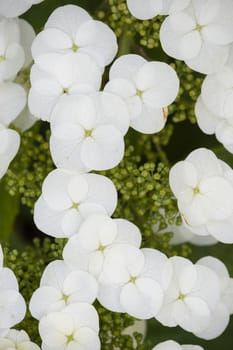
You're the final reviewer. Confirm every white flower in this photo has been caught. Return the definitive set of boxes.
[104,54,179,134]
[32,4,118,68]
[0,329,40,350]
[63,214,141,278]
[39,303,100,350]
[34,169,118,238]
[195,64,233,153]
[169,148,233,243]
[28,52,102,122]
[194,256,233,339]
[160,0,233,74]
[98,246,170,319]
[156,256,220,334]
[30,260,98,320]
[0,124,20,179]
[50,92,129,171]
[0,245,26,331]
[0,0,44,18]
[152,340,204,350]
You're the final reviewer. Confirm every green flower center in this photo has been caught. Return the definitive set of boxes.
[71,43,79,52]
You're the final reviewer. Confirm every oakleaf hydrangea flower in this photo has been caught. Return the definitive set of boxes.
[195,63,233,153]
[0,329,40,350]
[0,245,26,332]
[30,260,98,320]
[156,256,220,334]
[194,256,233,339]
[34,169,117,238]
[39,303,100,350]
[0,124,20,179]
[104,54,179,134]
[169,148,233,243]
[28,53,102,122]
[0,0,44,18]
[152,340,204,350]
[32,4,118,68]
[98,246,170,319]
[160,0,233,74]
[50,93,129,171]
[63,214,141,278]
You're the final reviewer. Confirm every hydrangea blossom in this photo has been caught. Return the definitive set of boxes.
[31,5,118,68]
[156,256,220,334]
[28,52,102,122]
[160,0,233,74]
[104,54,179,134]
[30,260,98,320]
[152,340,204,350]
[50,93,129,171]
[39,303,100,350]
[195,63,233,153]
[63,214,141,278]
[34,169,117,238]
[0,0,44,18]
[98,246,170,319]
[0,245,26,332]
[0,329,40,350]
[169,148,233,243]
[195,256,233,339]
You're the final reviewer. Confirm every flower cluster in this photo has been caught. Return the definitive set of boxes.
[0,329,40,350]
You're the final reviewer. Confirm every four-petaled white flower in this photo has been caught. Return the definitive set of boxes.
[0,329,40,350]
[34,168,117,238]
[30,260,98,320]
[50,93,129,171]
[169,148,233,243]
[156,256,220,334]
[39,303,100,350]
[98,246,170,319]
[160,0,233,74]
[32,4,118,68]
[63,214,141,278]
[105,54,179,134]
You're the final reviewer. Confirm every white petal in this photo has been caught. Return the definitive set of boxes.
[136,62,179,108]
[45,5,91,38]
[29,286,63,320]
[0,0,43,18]
[63,236,89,271]
[109,54,146,82]
[73,327,100,350]
[131,105,166,134]
[152,340,181,350]
[61,209,82,237]
[97,282,124,312]
[81,125,124,171]
[114,219,141,247]
[40,260,70,288]
[195,96,219,135]
[169,160,198,197]
[0,82,26,127]
[65,303,99,332]
[120,278,164,319]
[83,173,117,216]
[0,267,18,290]
[206,216,233,243]
[33,196,66,238]
[42,169,73,211]
[0,290,26,329]
[18,19,35,68]
[0,43,25,81]
[76,20,118,67]
[68,175,89,203]
[126,0,163,20]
